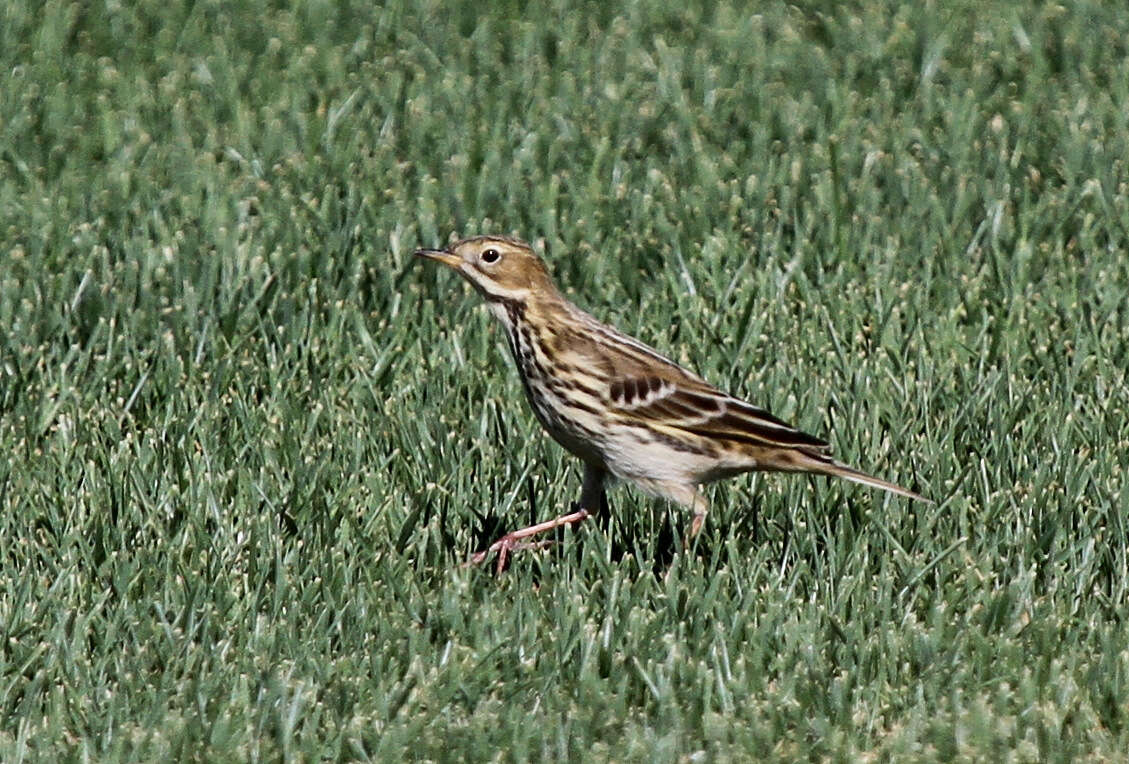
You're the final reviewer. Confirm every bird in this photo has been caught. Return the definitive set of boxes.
[416,235,929,571]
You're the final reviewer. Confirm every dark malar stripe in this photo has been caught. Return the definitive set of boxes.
[493,296,526,325]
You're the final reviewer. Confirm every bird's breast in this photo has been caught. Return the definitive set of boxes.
[498,319,609,464]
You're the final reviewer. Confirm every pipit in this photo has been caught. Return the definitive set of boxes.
[417,235,929,571]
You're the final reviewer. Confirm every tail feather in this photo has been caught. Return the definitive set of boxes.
[802,452,932,504]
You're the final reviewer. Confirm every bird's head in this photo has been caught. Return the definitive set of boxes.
[415,235,556,304]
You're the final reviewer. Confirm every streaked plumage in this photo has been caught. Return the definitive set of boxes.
[417,235,928,569]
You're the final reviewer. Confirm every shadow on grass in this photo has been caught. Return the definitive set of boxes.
[454,478,822,580]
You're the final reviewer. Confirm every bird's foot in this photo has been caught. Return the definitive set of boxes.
[464,506,590,574]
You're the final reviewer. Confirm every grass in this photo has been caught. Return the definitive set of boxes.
[2,0,1128,759]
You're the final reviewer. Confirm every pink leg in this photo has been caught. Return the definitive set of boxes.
[466,464,605,573]
[465,507,591,574]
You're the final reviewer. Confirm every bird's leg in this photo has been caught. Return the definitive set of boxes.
[678,485,710,549]
[576,463,607,513]
[466,464,605,573]
[466,507,591,575]
[689,511,707,541]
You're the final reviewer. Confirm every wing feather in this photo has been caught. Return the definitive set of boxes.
[572,313,830,452]
[609,375,829,450]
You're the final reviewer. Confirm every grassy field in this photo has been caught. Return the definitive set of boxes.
[3,0,1128,759]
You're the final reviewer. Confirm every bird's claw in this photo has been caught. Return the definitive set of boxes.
[462,506,590,574]
[464,536,557,574]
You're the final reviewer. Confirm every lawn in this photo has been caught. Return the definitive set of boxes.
[2,0,1128,760]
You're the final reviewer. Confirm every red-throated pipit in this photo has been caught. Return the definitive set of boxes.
[418,235,929,571]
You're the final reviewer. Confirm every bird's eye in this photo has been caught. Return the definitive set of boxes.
[481,248,501,264]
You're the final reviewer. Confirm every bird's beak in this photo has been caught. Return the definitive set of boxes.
[414,248,462,270]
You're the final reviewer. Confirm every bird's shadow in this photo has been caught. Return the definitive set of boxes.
[456,473,875,581]
[460,480,782,578]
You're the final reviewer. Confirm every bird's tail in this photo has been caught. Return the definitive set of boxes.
[799,451,932,504]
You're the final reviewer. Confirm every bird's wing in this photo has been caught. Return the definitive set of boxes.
[564,308,830,451]
[605,372,830,451]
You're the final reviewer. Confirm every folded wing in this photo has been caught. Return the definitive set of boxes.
[607,374,830,451]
